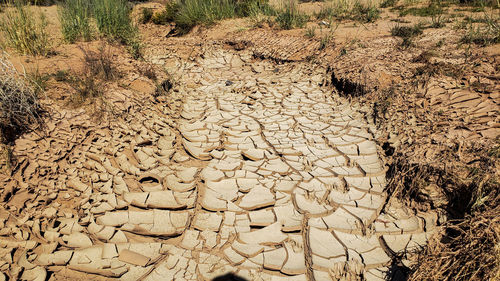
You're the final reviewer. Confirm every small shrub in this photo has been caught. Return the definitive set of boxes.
[152,1,180,25]
[275,0,308,30]
[27,65,49,95]
[80,43,116,81]
[457,0,497,10]
[157,0,274,33]
[58,0,93,43]
[0,0,50,56]
[66,43,119,104]
[244,0,275,16]
[140,7,153,24]
[314,5,335,20]
[430,13,446,28]
[23,0,57,5]
[0,53,43,142]
[461,24,500,46]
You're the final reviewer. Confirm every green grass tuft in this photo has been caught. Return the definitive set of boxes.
[0,0,50,56]
[158,0,273,33]
[93,0,141,58]
[460,10,500,46]
[58,0,93,43]
[173,0,238,33]
[275,0,308,30]
[314,0,380,23]
[93,0,134,42]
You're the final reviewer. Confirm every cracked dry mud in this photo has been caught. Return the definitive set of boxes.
[1,48,439,281]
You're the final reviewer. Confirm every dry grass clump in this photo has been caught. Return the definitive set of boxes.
[67,43,117,105]
[385,142,500,281]
[0,53,43,142]
[409,201,499,281]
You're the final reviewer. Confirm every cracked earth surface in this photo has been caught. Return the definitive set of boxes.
[0,48,439,281]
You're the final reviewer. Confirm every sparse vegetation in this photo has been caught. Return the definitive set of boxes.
[27,64,49,95]
[399,1,445,17]
[66,43,116,105]
[275,0,308,30]
[461,11,500,46]
[175,0,237,32]
[0,0,50,56]
[314,0,380,23]
[245,0,275,27]
[53,69,70,82]
[67,69,102,104]
[145,0,274,31]
[430,13,446,28]
[58,0,93,43]
[351,0,380,22]
[0,53,43,143]
[150,1,179,25]
[391,23,424,47]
